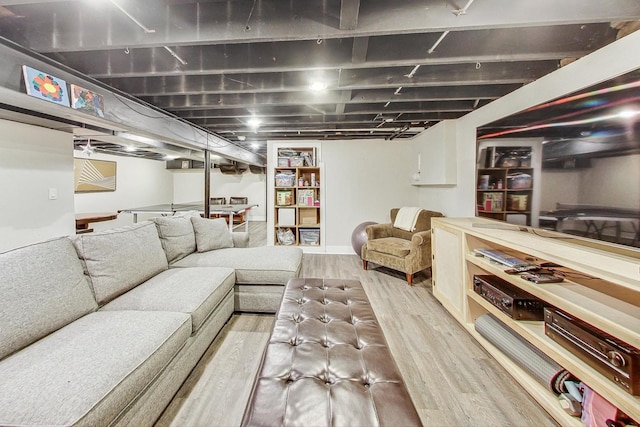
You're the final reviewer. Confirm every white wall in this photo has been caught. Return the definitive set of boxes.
[415,30,640,219]
[578,154,640,209]
[171,168,267,221]
[321,139,416,253]
[74,152,173,229]
[540,154,640,238]
[0,120,75,251]
[539,170,581,211]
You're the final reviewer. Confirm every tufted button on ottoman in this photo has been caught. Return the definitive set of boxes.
[241,278,422,427]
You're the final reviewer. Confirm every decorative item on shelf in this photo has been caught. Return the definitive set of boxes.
[482,192,503,211]
[276,190,293,206]
[298,189,314,206]
[22,65,70,107]
[479,174,490,189]
[507,194,528,211]
[70,84,105,118]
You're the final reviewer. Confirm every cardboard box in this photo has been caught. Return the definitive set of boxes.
[299,209,317,225]
[278,208,295,226]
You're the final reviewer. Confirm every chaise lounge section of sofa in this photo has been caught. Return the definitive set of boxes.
[0,217,302,426]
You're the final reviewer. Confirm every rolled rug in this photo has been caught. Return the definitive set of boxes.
[475,313,572,394]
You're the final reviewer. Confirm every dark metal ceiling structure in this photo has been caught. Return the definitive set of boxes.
[1,0,639,161]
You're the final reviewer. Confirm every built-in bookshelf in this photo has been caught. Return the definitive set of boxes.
[268,143,324,251]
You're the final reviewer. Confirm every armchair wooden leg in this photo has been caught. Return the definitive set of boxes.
[406,273,413,286]
[362,259,368,270]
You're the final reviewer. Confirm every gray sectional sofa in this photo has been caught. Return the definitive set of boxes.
[0,216,302,426]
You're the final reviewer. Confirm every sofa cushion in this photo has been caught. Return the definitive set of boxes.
[191,216,234,252]
[0,310,190,427]
[232,231,250,248]
[171,246,303,285]
[72,222,169,305]
[0,237,97,360]
[101,267,235,333]
[367,237,411,258]
[152,216,196,263]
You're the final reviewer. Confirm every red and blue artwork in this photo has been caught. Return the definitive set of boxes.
[22,65,70,107]
[70,84,105,118]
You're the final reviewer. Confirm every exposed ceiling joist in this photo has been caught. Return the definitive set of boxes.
[0,0,638,155]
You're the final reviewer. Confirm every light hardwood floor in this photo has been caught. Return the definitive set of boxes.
[156,222,558,427]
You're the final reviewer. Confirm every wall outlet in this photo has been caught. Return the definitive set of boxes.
[48,188,57,200]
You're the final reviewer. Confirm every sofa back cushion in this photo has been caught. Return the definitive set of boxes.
[72,222,168,305]
[191,217,234,252]
[0,237,98,360]
[151,216,196,263]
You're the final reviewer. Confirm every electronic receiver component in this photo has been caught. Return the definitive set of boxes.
[473,275,546,320]
[544,308,640,395]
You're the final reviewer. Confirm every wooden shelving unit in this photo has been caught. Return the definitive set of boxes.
[477,166,534,224]
[431,217,640,426]
[269,143,324,251]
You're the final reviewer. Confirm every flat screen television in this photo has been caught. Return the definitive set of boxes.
[476,68,640,251]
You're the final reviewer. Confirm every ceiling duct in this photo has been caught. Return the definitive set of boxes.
[249,164,266,174]
[219,162,248,175]
[542,132,640,161]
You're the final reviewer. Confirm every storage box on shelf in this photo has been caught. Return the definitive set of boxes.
[431,217,640,426]
[271,145,323,249]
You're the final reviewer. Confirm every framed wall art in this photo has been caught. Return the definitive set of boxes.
[22,65,70,107]
[74,158,117,193]
[70,84,105,117]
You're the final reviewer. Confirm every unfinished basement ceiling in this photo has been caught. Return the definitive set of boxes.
[0,0,640,160]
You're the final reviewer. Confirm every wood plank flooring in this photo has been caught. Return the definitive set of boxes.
[156,222,558,427]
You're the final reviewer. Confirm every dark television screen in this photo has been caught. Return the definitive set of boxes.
[476,68,640,250]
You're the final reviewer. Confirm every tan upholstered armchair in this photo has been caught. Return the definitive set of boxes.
[361,208,443,285]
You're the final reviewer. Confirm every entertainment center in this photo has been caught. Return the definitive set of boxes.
[431,217,640,426]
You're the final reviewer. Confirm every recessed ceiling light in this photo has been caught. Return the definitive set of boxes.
[251,142,260,149]
[248,117,261,128]
[125,146,137,152]
[238,135,246,141]
[309,81,327,91]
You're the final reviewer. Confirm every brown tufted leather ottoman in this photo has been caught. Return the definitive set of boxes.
[241,278,422,427]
